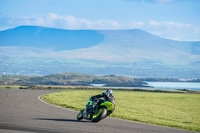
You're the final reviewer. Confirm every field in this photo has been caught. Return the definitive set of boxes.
[42,90,200,132]
[0,85,26,89]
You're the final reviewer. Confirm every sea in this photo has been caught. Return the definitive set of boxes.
[146,82,200,91]
[90,82,200,91]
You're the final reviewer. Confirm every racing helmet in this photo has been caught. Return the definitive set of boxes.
[106,89,113,94]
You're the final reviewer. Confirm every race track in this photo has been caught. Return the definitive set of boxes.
[0,89,197,133]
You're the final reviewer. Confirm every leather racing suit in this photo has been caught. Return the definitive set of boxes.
[91,92,115,116]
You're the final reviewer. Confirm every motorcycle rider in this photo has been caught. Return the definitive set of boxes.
[90,89,115,116]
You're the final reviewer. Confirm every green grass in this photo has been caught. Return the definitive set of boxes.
[42,90,200,132]
[0,85,25,89]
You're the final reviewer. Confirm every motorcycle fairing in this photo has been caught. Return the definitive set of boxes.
[100,101,114,110]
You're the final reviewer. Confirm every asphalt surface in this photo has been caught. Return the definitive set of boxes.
[0,89,197,133]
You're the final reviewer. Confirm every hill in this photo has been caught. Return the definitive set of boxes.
[0,73,147,87]
[0,26,200,78]
[0,26,104,51]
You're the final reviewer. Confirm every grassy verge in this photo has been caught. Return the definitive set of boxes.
[15,85,200,94]
[42,90,200,132]
[0,85,27,89]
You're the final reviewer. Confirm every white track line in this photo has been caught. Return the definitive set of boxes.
[38,95,78,113]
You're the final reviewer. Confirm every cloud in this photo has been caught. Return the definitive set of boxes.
[122,0,174,3]
[0,13,122,30]
[147,20,200,41]
[0,13,199,41]
[122,0,198,3]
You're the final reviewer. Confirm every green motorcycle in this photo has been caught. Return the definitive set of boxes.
[77,98,114,122]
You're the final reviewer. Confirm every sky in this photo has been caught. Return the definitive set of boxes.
[0,0,200,41]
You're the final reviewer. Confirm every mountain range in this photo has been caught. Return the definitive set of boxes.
[0,26,200,78]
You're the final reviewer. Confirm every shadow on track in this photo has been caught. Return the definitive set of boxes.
[0,123,65,133]
[34,118,91,123]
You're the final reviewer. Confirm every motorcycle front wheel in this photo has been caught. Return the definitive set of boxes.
[77,110,83,121]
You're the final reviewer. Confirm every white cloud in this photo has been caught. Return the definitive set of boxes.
[146,20,200,41]
[122,0,174,3]
[122,0,198,3]
[0,13,199,41]
[155,0,174,3]
[149,20,191,28]
[1,13,121,30]
[127,21,144,29]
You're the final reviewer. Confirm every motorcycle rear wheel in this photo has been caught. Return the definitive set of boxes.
[91,108,107,122]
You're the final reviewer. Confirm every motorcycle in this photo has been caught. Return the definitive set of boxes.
[77,98,114,122]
